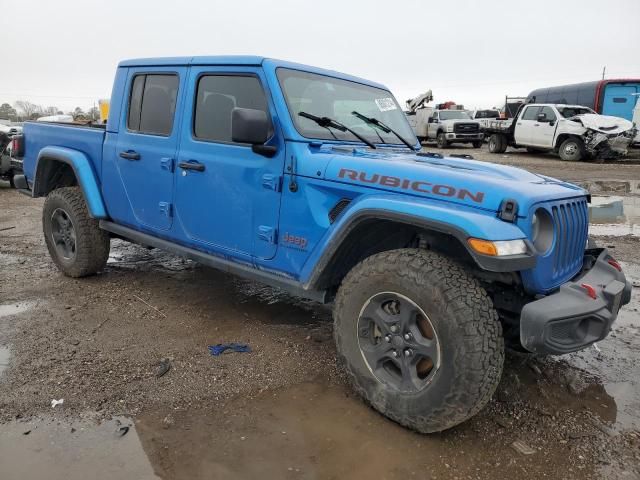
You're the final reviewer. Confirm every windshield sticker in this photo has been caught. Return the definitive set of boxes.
[375,98,397,112]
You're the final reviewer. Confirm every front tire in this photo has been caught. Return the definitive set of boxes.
[43,186,110,277]
[436,132,448,148]
[334,249,504,433]
[558,137,584,161]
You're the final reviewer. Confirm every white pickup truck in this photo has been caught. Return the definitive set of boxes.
[406,108,484,148]
[484,103,637,161]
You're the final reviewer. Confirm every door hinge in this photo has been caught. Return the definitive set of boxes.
[258,225,277,244]
[159,202,173,217]
[262,174,282,192]
[498,198,518,222]
[160,157,175,173]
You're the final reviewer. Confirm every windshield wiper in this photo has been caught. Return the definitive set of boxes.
[299,111,376,149]
[351,111,416,150]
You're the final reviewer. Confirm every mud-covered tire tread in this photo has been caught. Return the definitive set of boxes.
[43,186,110,277]
[333,248,504,433]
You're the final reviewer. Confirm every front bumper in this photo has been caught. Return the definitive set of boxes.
[445,132,484,141]
[520,248,632,355]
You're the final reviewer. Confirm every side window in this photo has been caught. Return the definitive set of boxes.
[194,75,269,143]
[127,75,145,131]
[127,74,179,136]
[539,106,557,121]
[522,106,541,121]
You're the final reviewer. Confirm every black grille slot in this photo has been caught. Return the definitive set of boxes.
[329,199,351,224]
[453,123,479,133]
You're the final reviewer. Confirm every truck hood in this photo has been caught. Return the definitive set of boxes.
[322,147,586,216]
[569,113,634,134]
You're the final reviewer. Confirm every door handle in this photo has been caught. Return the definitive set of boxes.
[119,150,141,160]
[178,161,205,172]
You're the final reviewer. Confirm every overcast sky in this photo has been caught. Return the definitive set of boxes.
[1,0,639,113]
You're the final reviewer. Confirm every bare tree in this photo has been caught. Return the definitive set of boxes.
[87,106,100,121]
[44,106,59,116]
[15,100,42,119]
[0,103,17,120]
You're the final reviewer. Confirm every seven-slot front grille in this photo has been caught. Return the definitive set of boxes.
[549,199,589,281]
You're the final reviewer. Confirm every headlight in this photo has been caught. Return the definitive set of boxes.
[468,238,528,256]
[531,208,554,254]
[446,125,454,132]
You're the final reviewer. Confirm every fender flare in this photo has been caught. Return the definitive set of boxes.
[34,146,107,218]
[301,194,535,289]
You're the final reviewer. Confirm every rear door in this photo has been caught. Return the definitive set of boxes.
[174,67,284,260]
[514,105,540,145]
[115,67,187,231]
[602,84,639,120]
[529,106,558,148]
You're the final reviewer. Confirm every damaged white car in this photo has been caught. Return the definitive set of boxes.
[484,103,637,161]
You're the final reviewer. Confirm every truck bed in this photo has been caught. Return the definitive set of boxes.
[22,121,106,185]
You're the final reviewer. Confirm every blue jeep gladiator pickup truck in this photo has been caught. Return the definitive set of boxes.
[12,56,631,433]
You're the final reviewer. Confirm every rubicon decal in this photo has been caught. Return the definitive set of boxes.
[338,169,485,204]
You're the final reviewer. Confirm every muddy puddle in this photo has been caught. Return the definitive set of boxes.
[0,416,158,480]
[589,195,640,237]
[0,345,9,375]
[0,301,36,319]
[577,178,640,237]
[0,301,37,376]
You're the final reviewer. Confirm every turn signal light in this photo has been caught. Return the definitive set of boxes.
[468,238,498,256]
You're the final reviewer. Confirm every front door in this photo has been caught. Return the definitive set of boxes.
[115,68,187,231]
[514,105,540,145]
[529,106,558,148]
[174,67,284,260]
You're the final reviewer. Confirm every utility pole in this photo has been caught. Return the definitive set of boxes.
[602,66,606,80]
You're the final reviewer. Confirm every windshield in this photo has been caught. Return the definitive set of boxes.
[277,68,417,146]
[558,107,595,118]
[439,111,472,120]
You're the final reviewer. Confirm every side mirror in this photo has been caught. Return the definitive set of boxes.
[537,113,548,123]
[232,108,277,157]
[232,108,270,144]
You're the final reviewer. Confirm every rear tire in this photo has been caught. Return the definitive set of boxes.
[43,186,110,277]
[558,137,584,161]
[333,249,504,433]
[436,132,448,148]
[488,134,507,153]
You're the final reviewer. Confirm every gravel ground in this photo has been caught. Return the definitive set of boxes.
[0,148,639,479]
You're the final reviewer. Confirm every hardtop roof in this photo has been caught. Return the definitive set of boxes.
[117,56,388,90]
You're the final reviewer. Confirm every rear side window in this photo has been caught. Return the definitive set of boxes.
[522,106,541,120]
[127,74,179,136]
[193,75,269,143]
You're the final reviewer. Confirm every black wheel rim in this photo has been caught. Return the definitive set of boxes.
[357,292,441,393]
[50,208,76,260]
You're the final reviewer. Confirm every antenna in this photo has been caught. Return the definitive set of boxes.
[601,66,606,80]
